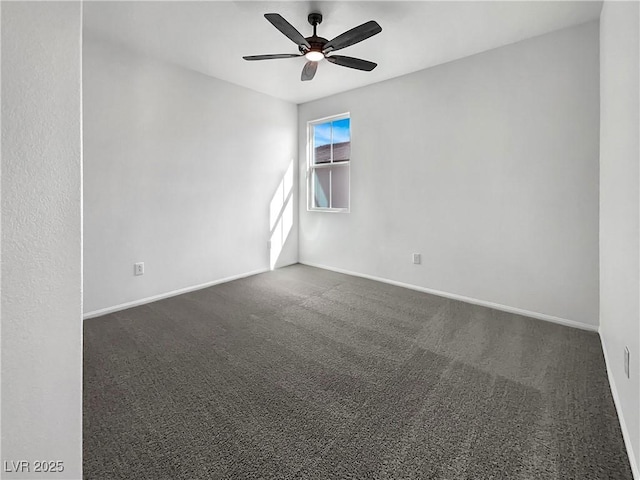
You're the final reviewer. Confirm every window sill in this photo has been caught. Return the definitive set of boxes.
[308,207,350,213]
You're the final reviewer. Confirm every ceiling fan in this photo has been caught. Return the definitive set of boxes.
[243,13,382,81]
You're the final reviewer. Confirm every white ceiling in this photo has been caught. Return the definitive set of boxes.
[83,1,602,104]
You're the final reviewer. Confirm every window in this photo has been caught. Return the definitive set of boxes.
[308,114,350,212]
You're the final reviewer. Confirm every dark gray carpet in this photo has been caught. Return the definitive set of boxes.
[83,264,633,479]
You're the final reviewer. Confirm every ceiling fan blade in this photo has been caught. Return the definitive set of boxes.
[326,55,377,71]
[301,61,318,81]
[323,20,381,52]
[243,54,302,61]
[264,13,311,50]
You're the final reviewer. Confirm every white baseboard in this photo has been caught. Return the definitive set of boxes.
[600,334,640,479]
[300,261,599,332]
[83,268,269,320]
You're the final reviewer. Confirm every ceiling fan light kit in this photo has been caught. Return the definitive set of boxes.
[243,12,382,81]
[305,51,324,62]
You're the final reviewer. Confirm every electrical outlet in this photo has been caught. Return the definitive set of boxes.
[624,347,630,378]
[412,253,421,265]
[134,262,144,276]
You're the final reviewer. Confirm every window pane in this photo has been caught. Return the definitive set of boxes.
[313,122,331,164]
[331,118,350,143]
[332,118,350,162]
[332,142,350,162]
[313,169,330,208]
[330,166,349,209]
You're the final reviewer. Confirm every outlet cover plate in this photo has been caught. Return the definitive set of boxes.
[134,262,144,276]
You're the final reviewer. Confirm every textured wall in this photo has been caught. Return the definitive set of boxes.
[298,22,600,329]
[1,2,83,478]
[82,35,298,315]
[600,1,640,476]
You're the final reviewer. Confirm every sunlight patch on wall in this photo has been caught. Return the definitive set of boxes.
[269,160,294,270]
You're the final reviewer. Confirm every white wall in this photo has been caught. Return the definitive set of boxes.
[1,2,83,479]
[600,1,640,476]
[83,36,298,315]
[298,22,600,329]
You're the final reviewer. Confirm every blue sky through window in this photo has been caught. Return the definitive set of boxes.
[314,118,350,147]
[314,122,331,147]
[332,118,350,144]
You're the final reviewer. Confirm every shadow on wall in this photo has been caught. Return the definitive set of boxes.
[269,160,294,269]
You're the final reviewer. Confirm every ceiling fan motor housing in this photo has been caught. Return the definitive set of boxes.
[300,36,328,54]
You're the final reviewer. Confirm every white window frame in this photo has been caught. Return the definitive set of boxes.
[307,113,351,213]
